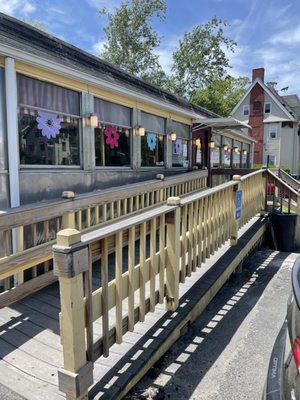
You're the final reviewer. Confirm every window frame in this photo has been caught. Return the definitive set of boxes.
[94,121,133,169]
[243,105,249,116]
[18,77,82,169]
[264,102,271,114]
[18,107,82,170]
[269,124,278,139]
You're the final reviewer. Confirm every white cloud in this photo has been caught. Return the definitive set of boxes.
[0,0,36,16]
[86,0,121,11]
[268,25,300,45]
[91,40,106,55]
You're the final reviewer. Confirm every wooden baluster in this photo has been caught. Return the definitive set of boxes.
[44,220,50,273]
[101,237,109,357]
[197,198,203,268]
[159,214,165,303]
[110,202,115,220]
[187,202,193,277]
[32,224,38,278]
[206,195,212,257]
[180,205,187,282]
[202,196,208,262]
[16,226,24,285]
[86,207,91,228]
[128,227,135,331]
[123,198,128,215]
[192,200,198,271]
[150,218,157,312]
[103,204,107,222]
[115,231,123,344]
[129,197,134,213]
[139,222,146,322]
[84,244,93,362]
[94,205,99,225]
[165,197,181,311]
[117,200,121,217]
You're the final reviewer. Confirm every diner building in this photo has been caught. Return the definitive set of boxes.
[0,13,254,209]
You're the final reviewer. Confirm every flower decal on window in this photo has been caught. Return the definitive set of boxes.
[36,112,61,139]
[147,132,157,150]
[104,125,120,149]
[174,138,183,154]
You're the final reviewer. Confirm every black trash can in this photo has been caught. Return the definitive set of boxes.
[269,211,297,252]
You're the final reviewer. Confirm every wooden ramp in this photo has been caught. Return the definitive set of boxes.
[0,217,266,400]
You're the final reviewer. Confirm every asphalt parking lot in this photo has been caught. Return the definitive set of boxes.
[125,249,298,400]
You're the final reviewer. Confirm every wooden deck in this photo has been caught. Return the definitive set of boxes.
[0,217,266,400]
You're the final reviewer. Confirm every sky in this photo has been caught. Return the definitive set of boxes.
[1,0,300,95]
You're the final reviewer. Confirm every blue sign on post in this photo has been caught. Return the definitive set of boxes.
[235,189,243,220]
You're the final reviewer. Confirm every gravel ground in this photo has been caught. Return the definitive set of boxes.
[125,249,298,400]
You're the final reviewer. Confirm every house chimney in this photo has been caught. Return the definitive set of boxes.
[252,68,265,82]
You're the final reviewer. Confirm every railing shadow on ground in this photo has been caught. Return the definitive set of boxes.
[120,250,293,400]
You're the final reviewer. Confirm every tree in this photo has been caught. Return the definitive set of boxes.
[170,17,237,98]
[191,76,250,116]
[99,0,167,85]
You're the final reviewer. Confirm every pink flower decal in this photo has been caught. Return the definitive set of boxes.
[104,125,119,149]
[36,112,61,139]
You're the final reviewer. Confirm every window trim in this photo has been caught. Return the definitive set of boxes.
[94,125,132,168]
[18,110,83,168]
[264,102,271,114]
[243,105,249,116]
[269,124,278,139]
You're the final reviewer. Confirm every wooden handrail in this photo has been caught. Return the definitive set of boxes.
[0,169,208,230]
[278,168,300,191]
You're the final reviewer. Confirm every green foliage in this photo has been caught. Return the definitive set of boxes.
[191,76,250,116]
[281,165,291,174]
[99,0,167,85]
[170,17,237,98]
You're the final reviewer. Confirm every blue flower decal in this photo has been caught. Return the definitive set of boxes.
[147,132,157,150]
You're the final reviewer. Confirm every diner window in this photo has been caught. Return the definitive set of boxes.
[95,125,131,166]
[141,112,165,167]
[94,98,132,167]
[221,136,232,167]
[243,105,249,116]
[210,133,221,168]
[232,140,242,168]
[141,133,164,167]
[17,74,80,166]
[264,102,271,114]
[269,125,277,139]
[241,143,250,167]
[172,121,190,167]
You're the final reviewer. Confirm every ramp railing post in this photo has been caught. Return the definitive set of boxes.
[165,197,181,311]
[230,175,242,246]
[53,229,93,400]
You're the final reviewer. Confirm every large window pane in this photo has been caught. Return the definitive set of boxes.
[232,140,242,168]
[172,138,189,167]
[222,136,232,167]
[95,125,131,167]
[19,113,80,165]
[141,132,164,167]
[242,143,250,167]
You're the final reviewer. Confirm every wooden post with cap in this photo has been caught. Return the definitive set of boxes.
[165,196,181,311]
[53,228,93,400]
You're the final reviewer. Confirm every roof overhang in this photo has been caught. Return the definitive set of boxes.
[192,117,251,130]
